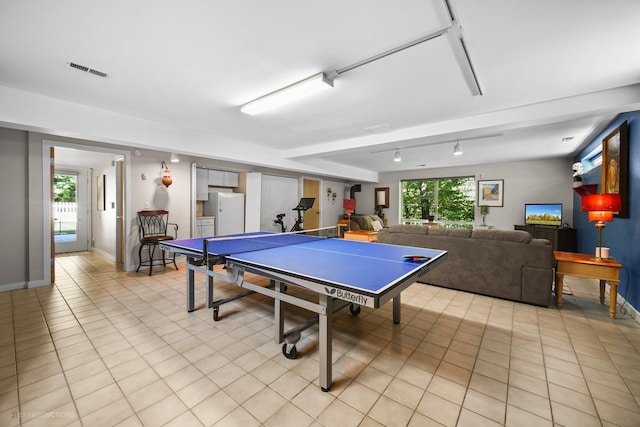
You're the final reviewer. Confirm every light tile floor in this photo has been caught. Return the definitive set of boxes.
[1,252,640,426]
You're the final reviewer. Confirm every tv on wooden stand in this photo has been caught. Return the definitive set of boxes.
[516,203,576,252]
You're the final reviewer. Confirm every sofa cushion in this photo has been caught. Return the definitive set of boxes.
[472,229,532,244]
[429,227,472,238]
[387,224,429,235]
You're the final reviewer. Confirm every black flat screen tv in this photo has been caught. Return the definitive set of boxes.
[525,203,562,227]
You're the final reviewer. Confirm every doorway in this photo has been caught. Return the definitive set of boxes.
[45,142,129,273]
[303,179,320,230]
[54,169,89,253]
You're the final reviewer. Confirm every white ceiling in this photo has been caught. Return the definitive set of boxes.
[1,0,639,181]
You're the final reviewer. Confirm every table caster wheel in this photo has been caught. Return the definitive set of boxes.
[349,303,361,316]
[213,308,219,321]
[282,343,297,359]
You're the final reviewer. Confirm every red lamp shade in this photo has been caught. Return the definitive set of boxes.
[581,193,621,213]
[587,211,613,222]
[343,198,356,214]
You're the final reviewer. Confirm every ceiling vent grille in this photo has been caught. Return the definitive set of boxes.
[67,61,108,78]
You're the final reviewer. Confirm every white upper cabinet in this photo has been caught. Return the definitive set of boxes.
[196,168,209,200]
[208,170,224,186]
[223,171,238,187]
[196,169,240,200]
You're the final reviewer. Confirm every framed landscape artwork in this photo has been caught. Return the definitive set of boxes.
[601,121,629,217]
[477,179,504,207]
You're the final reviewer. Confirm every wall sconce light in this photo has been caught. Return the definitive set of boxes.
[161,161,173,188]
[394,150,402,162]
[326,188,336,204]
[453,141,463,155]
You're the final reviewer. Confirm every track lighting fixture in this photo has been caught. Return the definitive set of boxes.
[241,72,334,115]
[394,150,402,162]
[453,142,463,155]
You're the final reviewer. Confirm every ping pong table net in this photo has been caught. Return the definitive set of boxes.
[201,228,334,259]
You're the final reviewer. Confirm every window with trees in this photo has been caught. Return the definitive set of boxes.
[54,174,77,202]
[401,177,475,227]
[53,173,78,237]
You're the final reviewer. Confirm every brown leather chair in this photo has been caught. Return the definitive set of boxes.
[136,210,178,275]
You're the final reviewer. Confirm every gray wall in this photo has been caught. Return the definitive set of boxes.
[0,128,29,290]
[354,158,575,230]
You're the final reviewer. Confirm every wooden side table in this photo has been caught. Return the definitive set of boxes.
[554,251,623,318]
[344,230,378,242]
[337,219,349,238]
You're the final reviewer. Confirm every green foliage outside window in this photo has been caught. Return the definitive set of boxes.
[54,174,77,202]
[402,177,475,224]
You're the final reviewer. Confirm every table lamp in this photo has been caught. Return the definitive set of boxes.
[343,199,356,231]
[581,193,621,260]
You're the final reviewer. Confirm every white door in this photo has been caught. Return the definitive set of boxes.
[54,169,89,253]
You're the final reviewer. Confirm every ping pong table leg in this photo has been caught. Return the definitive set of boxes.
[186,257,195,312]
[319,294,333,392]
[274,280,285,344]
[393,294,401,324]
[207,262,214,309]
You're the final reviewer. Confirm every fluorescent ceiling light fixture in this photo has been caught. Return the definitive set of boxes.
[453,142,462,155]
[241,72,333,115]
[394,150,402,162]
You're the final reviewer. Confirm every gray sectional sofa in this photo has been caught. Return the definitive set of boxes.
[377,225,555,306]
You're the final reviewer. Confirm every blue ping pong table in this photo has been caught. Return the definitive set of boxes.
[160,232,447,391]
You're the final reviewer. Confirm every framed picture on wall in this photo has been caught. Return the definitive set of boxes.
[477,179,504,207]
[97,175,106,211]
[602,120,628,217]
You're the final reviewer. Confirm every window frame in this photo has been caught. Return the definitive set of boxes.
[400,176,476,228]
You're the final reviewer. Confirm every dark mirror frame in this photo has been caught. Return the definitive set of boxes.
[375,187,390,208]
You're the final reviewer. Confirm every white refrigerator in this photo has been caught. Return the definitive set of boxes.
[203,192,245,235]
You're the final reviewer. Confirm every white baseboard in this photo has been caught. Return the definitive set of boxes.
[28,279,50,288]
[91,248,115,262]
[1,280,51,292]
[0,281,27,292]
[606,283,639,324]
